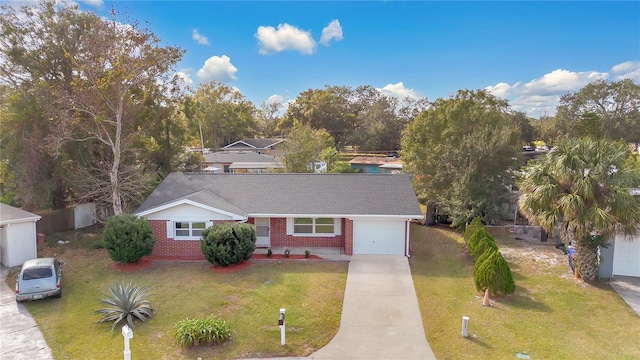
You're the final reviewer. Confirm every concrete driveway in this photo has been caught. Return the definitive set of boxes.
[311,255,436,360]
[610,276,640,317]
[0,265,53,360]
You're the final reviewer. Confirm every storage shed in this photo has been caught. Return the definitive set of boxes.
[0,204,41,267]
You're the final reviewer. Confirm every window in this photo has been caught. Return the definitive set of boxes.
[293,218,335,235]
[174,221,206,238]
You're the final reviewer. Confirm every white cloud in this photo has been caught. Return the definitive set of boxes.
[485,68,611,118]
[611,60,640,81]
[320,19,343,46]
[377,82,420,99]
[255,23,316,55]
[176,70,193,87]
[196,55,237,82]
[192,29,210,46]
[79,0,104,8]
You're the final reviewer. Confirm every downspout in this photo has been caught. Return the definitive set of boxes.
[405,219,411,257]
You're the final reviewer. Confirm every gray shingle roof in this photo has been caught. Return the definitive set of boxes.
[135,173,423,218]
[0,203,41,225]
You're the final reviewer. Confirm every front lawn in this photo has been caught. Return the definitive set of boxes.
[8,228,347,359]
[410,224,640,359]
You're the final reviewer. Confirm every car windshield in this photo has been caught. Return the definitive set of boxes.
[23,267,53,280]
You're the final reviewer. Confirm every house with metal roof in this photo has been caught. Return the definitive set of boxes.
[348,156,403,174]
[134,173,423,258]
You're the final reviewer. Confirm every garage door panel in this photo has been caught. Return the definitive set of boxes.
[613,236,640,277]
[353,220,405,255]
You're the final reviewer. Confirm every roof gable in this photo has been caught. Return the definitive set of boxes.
[223,138,285,149]
[135,173,422,219]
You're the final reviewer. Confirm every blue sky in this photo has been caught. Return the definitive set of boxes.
[55,1,640,117]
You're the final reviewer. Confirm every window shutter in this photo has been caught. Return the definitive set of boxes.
[166,221,174,239]
[286,218,293,235]
[334,218,341,235]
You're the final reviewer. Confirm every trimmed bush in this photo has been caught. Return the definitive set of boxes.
[304,249,311,258]
[95,280,155,331]
[172,316,232,347]
[474,250,516,295]
[467,228,492,255]
[464,217,484,246]
[102,214,155,263]
[267,248,273,258]
[284,248,291,258]
[200,222,256,267]
[470,235,498,260]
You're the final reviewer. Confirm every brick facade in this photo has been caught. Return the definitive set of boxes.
[149,217,354,259]
[149,220,205,259]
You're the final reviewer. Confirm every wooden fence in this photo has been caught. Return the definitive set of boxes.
[36,208,75,235]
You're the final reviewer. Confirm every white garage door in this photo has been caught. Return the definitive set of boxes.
[353,220,405,255]
[613,236,640,277]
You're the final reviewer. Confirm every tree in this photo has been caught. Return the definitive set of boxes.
[401,89,521,228]
[0,0,92,209]
[474,250,515,299]
[281,86,355,149]
[464,217,484,246]
[255,98,284,138]
[1,2,185,214]
[518,138,640,280]
[52,9,184,215]
[188,82,256,149]
[555,79,640,148]
[281,123,335,173]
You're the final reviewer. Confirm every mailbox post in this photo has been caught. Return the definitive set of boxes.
[122,324,133,360]
[278,308,286,346]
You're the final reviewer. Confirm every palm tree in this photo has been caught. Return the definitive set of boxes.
[518,138,640,281]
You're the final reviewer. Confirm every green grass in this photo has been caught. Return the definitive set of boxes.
[7,229,347,359]
[409,224,640,360]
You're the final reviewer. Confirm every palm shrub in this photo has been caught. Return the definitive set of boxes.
[467,228,492,255]
[173,316,232,347]
[95,280,155,331]
[470,235,498,260]
[474,250,515,296]
[200,222,256,267]
[464,217,484,247]
[102,214,155,263]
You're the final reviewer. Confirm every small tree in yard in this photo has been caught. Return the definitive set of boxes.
[467,228,492,255]
[474,250,515,306]
[103,214,155,263]
[464,217,485,247]
[470,236,498,261]
[201,223,256,267]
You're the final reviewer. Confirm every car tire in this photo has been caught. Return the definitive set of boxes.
[55,291,62,298]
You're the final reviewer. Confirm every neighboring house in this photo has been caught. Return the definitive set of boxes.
[202,151,284,173]
[0,204,41,267]
[223,138,286,154]
[599,234,640,278]
[348,156,403,174]
[134,173,423,259]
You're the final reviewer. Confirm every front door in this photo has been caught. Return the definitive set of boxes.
[255,218,270,247]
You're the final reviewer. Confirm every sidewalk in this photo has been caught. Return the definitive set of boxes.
[0,265,54,360]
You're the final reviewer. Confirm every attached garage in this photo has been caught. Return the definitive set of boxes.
[353,219,406,255]
[612,235,640,277]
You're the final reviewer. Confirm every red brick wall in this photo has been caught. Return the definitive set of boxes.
[149,220,205,259]
[269,218,345,248]
[344,219,353,255]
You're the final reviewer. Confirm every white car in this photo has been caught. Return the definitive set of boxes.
[16,258,63,302]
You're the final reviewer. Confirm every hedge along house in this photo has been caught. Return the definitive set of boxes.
[134,173,423,259]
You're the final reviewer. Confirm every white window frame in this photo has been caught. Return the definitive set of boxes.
[168,220,212,240]
[287,218,341,236]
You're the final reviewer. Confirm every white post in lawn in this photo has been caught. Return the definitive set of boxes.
[462,316,469,338]
[279,308,286,346]
[122,324,133,360]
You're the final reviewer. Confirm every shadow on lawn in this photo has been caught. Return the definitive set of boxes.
[497,283,551,312]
